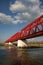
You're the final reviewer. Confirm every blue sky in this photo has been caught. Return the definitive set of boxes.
[0,0,43,42]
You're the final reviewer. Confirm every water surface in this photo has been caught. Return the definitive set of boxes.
[0,46,43,65]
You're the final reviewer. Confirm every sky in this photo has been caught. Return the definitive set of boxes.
[0,0,43,42]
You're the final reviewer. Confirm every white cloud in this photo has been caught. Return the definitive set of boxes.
[10,0,40,13]
[28,0,40,3]
[0,0,43,24]
[0,13,21,24]
[0,13,13,24]
[9,0,43,24]
[0,12,29,24]
[10,1,25,13]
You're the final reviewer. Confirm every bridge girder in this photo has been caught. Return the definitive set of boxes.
[5,15,43,43]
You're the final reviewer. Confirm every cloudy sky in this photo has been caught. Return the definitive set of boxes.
[0,0,43,42]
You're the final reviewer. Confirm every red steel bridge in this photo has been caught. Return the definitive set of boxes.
[5,15,43,43]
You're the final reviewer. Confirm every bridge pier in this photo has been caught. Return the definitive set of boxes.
[5,42,13,46]
[17,40,27,47]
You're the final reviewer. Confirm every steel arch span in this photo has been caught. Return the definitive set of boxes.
[5,15,43,43]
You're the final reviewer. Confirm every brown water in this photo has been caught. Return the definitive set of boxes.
[0,46,43,65]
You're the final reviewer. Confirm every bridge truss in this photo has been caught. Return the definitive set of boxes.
[5,15,43,43]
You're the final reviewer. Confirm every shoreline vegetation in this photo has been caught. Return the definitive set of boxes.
[0,41,43,48]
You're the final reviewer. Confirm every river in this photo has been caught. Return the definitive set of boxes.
[0,46,43,65]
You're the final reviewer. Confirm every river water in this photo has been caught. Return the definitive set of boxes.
[0,46,43,65]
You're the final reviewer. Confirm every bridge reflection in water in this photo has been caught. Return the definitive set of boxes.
[0,46,43,65]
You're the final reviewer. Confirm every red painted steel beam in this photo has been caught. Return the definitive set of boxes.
[5,15,43,43]
[20,31,43,40]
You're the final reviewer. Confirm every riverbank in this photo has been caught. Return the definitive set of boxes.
[0,41,43,48]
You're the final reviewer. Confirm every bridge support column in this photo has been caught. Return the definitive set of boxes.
[5,42,13,46]
[17,40,27,47]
